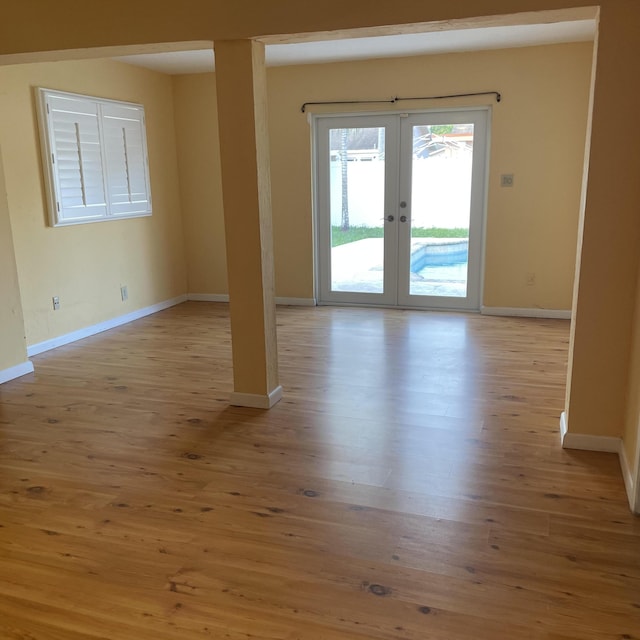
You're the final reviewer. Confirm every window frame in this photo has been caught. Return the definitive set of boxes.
[36,87,152,228]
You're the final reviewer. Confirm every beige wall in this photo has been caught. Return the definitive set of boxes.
[174,43,593,306]
[173,75,227,295]
[0,59,187,347]
[0,146,28,371]
[481,43,592,309]
[623,268,640,481]
[564,3,640,442]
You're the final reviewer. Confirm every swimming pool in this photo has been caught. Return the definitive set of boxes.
[410,238,469,272]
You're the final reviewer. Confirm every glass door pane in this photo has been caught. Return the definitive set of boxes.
[316,115,398,307]
[397,110,487,311]
[408,123,473,298]
[329,126,386,294]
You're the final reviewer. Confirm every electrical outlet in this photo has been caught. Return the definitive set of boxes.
[501,174,515,187]
[526,272,536,286]
[52,296,60,310]
[120,285,128,302]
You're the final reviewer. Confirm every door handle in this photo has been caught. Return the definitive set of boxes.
[386,215,395,222]
[400,215,408,223]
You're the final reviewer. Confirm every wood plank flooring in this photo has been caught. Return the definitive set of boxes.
[0,302,638,639]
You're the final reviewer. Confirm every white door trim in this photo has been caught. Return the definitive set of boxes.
[315,114,399,307]
[396,109,489,311]
[313,108,490,311]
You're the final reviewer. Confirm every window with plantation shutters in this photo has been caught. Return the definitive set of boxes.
[37,88,152,227]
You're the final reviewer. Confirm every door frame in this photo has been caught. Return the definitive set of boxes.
[312,107,491,311]
[314,113,399,307]
[396,109,489,311]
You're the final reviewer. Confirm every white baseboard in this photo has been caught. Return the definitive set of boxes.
[27,295,188,357]
[635,435,640,515]
[229,385,283,409]
[482,306,571,320]
[188,293,230,302]
[275,297,317,307]
[0,360,35,384]
[560,412,621,453]
[560,412,638,514]
[559,410,568,443]
[561,432,621,453]
[619,443,638,514]
[188,294,316,307]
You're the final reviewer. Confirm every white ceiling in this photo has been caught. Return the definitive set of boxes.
[114,19,595,75]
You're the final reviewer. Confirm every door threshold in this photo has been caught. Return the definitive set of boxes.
[316,300,480,313]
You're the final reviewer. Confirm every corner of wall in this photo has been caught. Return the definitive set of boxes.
[0,143,30,375]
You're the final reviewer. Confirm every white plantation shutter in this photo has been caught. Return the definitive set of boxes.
[102,103,151,216]
[37,89,152,226]
[45,94,108,222]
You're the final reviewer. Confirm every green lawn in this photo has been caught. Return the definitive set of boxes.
[331,225,468,247]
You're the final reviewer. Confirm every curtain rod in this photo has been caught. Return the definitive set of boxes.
[300,91,501,113]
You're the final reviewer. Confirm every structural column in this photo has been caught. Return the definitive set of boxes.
[563,4,640,447]
[214,39,281,409]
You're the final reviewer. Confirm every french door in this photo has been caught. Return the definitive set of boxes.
[315,109,488,310]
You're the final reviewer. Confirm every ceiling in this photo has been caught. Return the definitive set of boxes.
[114,19,596,75]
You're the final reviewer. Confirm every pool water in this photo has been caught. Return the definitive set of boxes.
[412,261,468,298]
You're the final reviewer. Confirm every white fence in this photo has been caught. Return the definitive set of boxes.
[329,151,473,229]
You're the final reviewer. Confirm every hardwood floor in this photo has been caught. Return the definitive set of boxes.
[0,302,638,639]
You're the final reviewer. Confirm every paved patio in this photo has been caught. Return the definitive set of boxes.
[331,238,468,298]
